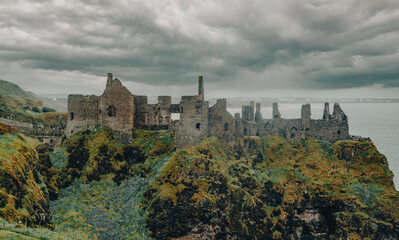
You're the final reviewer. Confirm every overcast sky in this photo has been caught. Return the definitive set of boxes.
[0,0,399,98]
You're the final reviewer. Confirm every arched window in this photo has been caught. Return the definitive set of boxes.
[224,123,229,131]
[290,127,297,139]
[70,112,74,120]
[107,105,116,117]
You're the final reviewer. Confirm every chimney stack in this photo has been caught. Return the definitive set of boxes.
[198,76,204,101]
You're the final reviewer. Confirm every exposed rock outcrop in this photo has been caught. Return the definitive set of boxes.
[143,136,399,239]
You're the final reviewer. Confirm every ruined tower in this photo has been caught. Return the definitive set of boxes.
[323,102,331,121]
[255,103,262,123]
[99,76,134,143]
[332,103,347,123]
[66,95,99,137]
[208,99,236,146]
[273,102,281,119]
[172,76,209,148]
[198,76,204,101]
[106,73,113,86]
[301,104,311,130]
[242,101,255,121]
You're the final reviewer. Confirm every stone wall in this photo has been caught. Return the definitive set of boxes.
[208,99,236,146]
[134,95,172,129]
[242,103,254,121]
[242,121,258,136]
[66,94,99,137]
[234,113,244,139]
[233,101,349,143]
[66,73,350,148]
[172,99,209,149]
[99,78,134,142]
[134,95,151,127]
[282,119,305,141]
[0,118,33,134]
[254,103,263,124]
[156,96,172,125]
[273,102,281,119]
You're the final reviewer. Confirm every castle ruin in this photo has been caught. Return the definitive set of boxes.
[66,73,349,148]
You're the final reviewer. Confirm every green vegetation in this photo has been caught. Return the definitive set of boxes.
[46,128,175,239]
[0,104,67,129]
[143,136,399,239]
[0,123,50,228]
[0,80,66,130]
[41,107,56,113]
[0,217,75,240]
[1,126,176,239]
[56,128,174,184]
[1,122,398,239]
[31,107,41,113]
[0,79,42,109]
[51,175,153,240]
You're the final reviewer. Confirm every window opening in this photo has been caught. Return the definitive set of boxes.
[107,105,116,117]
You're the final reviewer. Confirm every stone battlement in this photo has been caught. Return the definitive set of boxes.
[66,73,349,147]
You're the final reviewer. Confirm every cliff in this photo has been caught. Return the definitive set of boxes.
[0,123,51,228]
[143,136,399,239]
[0,126,398,239]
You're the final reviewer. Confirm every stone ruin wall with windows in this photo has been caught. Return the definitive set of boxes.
[66,73,349,148]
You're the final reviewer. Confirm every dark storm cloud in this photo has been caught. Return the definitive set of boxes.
[0,0,399,91]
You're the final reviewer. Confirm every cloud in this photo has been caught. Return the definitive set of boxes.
[0,0,398,93]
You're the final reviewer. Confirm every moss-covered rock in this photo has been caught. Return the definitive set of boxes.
[57,128,174,186]
[49,128,175,239]
[0,123,51,228]
[35,144,62,201]
[3,122,398,239]
[143,136,399,239]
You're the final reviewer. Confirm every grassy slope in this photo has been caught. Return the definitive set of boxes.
[0,105,67,129]
[0,80,42,108]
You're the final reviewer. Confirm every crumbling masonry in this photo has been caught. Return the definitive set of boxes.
[66,73,349,148]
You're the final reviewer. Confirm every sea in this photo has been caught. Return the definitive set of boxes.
[228,103,399,189]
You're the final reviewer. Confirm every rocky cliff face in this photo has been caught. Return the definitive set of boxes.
[143,136,399,239]
[1,123,398,239]
[0,123,51,227]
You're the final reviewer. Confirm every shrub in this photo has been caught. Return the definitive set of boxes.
[42,107,56,113]
[32,106,41,113]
